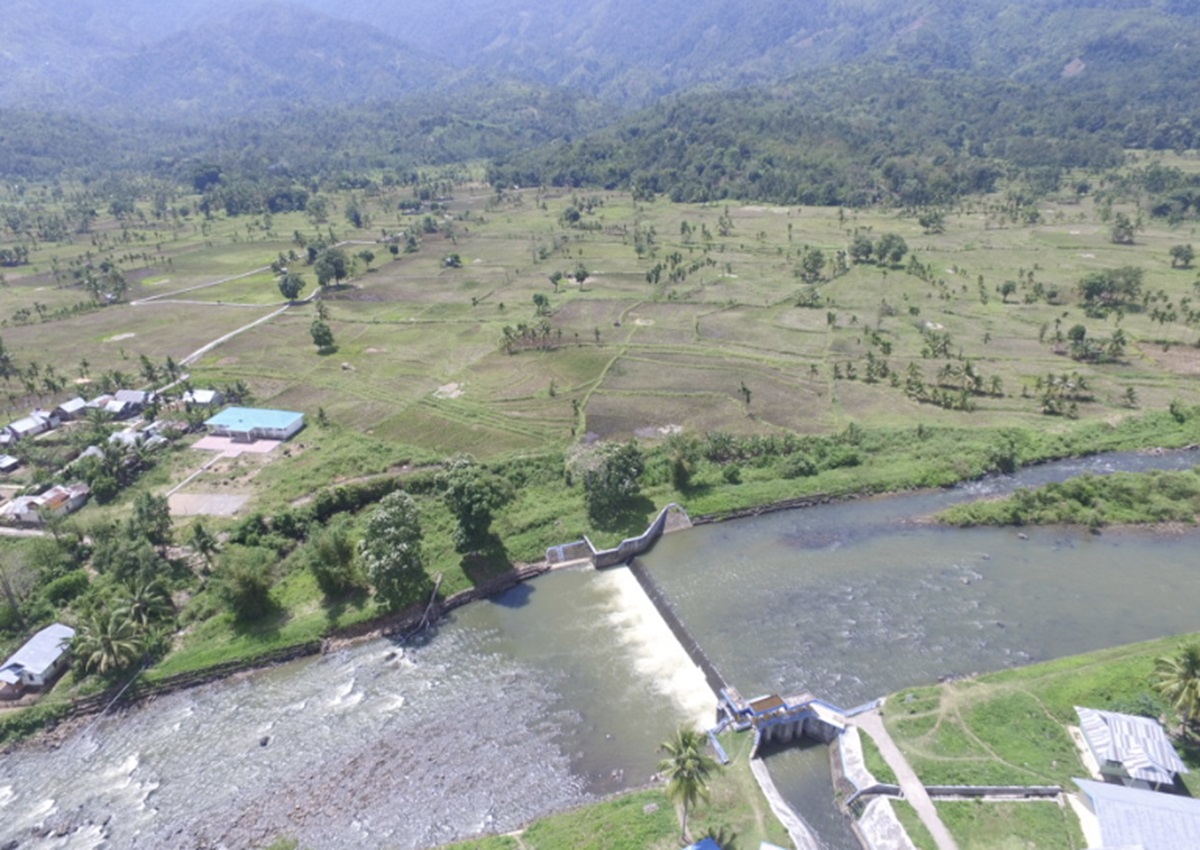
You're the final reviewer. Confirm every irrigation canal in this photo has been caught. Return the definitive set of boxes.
[3,449,1200,848]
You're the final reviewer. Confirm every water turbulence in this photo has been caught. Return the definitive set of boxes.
[0,566,705,849]
[640,450,1200,847]
[4,450,1198,849]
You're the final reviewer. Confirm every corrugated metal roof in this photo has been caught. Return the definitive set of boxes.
[0,623,74,678]
[205,406,304,431]
[1077,778,1200,850]
[1076,706,1187,786]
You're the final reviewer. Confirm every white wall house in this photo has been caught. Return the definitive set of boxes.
[0,623,75,699]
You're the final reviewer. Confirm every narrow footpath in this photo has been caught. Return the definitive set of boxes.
[852,709,960,850]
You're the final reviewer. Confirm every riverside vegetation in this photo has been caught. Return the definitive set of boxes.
[5,169,1200,742]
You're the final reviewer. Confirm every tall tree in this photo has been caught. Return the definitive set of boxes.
[658,727,719,842]
[439,455,512,554]
[358,491,426,610]
[581,441,645,524]
[278,271,307,301]
[1154,643,1200,736]
[73,608,144,677]
[310,318,336,352]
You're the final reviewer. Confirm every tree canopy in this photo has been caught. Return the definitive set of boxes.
[358,491,427,610]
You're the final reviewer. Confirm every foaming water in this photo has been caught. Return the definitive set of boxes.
[0,566,700,849]
[4,450,1195,849]
[592,567,716,729]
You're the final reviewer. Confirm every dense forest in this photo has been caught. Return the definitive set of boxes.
[1,0,1200,212]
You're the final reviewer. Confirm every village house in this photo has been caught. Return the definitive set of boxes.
[0,623,75,700]
[0,454,20,473]
[1076,778,1200,850]
[5,409,60,441]
[114,389,154,411]
[1075,706,1188,792]
[54,397,89,421]
[0,483,90,526]
[183,388,224,407]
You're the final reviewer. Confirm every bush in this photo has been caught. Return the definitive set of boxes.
[42,570,91,606]
[779,453,817,479]
[214,546,277,622]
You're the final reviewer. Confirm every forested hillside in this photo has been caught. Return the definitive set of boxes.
[1,0,1199,213]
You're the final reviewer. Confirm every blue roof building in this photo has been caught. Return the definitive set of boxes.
[204,407,305,442]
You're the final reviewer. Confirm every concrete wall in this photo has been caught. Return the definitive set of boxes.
[924,785,1061,798]
[587,503,688,568]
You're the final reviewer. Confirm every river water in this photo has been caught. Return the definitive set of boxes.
[641,449,1200,848]
[2,450,1198,849]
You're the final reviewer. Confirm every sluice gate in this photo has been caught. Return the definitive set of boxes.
[722,687,848,756]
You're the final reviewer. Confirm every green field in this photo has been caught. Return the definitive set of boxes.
[884,631,1200,790]
[6,173,1200,744]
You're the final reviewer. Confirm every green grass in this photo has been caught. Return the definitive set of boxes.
[937,800,1086,850]
[858,731,899,785]
[891,800,937,850]
[885,631,1200,789]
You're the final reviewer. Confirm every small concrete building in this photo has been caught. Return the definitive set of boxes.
[104,399,134,419]
[0,623,75,699]
[114,389,154,410]
[6,410,57,441]
[183,388,224,407]
[0,454,19,473]
[1076,706,1188,791]
[0,483,90,526]
[1076,778,1200,850]
[205,407,305,442]
[55,397,88,420]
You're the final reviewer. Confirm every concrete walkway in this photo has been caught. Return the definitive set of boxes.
[853,709,960,850]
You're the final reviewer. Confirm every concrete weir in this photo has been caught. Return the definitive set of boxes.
[545,502,837,850]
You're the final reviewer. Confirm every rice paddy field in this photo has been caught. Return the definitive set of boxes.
[3,167,1200,503]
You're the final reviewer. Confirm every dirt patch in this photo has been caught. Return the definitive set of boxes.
[365,347,388,354]
[1137,342,1200,375]
[169,493,251,517]
[633,318,656,326]
[105,332,136,342]
[433,382,464,399]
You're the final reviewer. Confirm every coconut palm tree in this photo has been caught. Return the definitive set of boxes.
[73,608,144,677]
[1153,643,1200,736]
[118,577,174,628]
[658,727,719,842]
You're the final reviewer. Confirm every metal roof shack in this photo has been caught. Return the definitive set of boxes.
[183,388,224,406]
[55,397,88,420]
[0,454,19,473]
[114,389,154,407]
[1077,778,1200,850]
[1076,706,1188,791]
[205,407,305,442]
[0,623,75,698]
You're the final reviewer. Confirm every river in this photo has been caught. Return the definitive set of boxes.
[2,450,1198,849]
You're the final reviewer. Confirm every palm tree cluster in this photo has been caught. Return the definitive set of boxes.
[73,577,174,677]
[658,727,720,842]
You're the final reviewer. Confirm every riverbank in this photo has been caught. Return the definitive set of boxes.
[881,631,1200,848]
